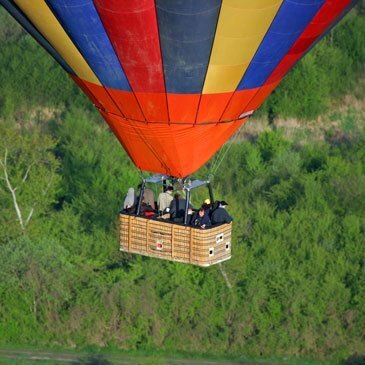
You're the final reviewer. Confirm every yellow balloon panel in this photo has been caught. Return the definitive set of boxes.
[14,0,100,85]
[203,0,283,94]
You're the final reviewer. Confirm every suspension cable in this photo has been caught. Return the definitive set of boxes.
[208,124,244,180]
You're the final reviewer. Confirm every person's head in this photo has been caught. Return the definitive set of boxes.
[204,198,211,205]
[188,208,193,215]
[126,188,135,200]
[198,208,205,217]
[201,203,210,211]
[124,187,136,208]
[166,186,173,194]
[219,200,228,208]
[174,193,181,200]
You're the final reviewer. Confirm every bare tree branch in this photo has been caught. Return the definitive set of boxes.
[0,149,25,230]
[0,151,5,168]
[21,160,36,184]
[42,172,54,196]
[25,207,34,227]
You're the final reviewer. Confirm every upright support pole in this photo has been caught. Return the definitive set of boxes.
[136,180,146,215]
[184,189,191,225]
[208,182,214,205]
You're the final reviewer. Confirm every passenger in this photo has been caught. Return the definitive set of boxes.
[211,200,220,212]
[203,198,212,210]
[169,193,192,223]
[143,188,156,210]
[122,187,136,213]
[191,207,211,229]
[139,199,148,215]
[157,185,174,215]
[211,200,233,225]
[201,198,212,215]
[139,198,157,217]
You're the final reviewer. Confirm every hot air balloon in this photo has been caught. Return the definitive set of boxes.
[0,0,357,177]
[0,0,356,266]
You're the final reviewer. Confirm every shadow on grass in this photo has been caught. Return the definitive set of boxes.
[342,354,365,365]
[77,354,112,365]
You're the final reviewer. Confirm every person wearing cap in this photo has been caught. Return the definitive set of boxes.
[202,198,212,210]
[211,200,232,225]
[157,185,174,215]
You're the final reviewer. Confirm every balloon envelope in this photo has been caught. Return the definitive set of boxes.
[1,0,356,177]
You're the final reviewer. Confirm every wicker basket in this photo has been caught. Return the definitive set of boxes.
[119,213,232,267]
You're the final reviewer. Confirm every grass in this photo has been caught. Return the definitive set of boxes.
[0,346,355,365]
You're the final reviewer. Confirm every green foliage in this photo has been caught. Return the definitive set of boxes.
[0,8,23,44]
[0,235,73,344]
[1,114,363,362]
[211,130,365,359]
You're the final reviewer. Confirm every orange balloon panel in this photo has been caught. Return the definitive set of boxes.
[134,92,169,122]
[107,89,145,121]
[196,92,234,124]
[166,94,200,123]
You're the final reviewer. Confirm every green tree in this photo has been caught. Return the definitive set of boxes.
[0,121,60,239]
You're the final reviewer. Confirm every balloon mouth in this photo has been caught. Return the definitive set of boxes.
[238,110,255,119]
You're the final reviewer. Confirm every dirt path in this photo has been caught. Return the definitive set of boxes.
[0,349,285,365]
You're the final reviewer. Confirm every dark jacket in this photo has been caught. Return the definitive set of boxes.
[169,198,192,221]
[211,207,232,225]
[191,211,211,228]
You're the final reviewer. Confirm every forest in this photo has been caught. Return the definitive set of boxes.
[0,3,364,364]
